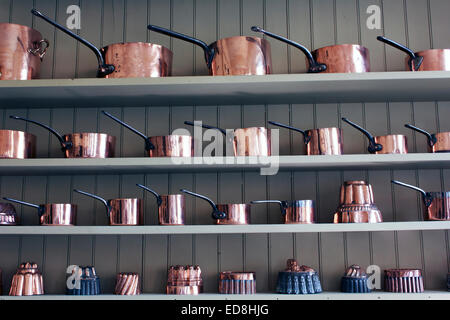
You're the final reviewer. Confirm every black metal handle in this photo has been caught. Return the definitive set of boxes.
[390,180,433,207]
[147,24,215,69]
[10,115,73,152]
[3,197,45,216]
[250,200,287,215]
[73,189,111,217]
[184,121,227,135]
[376,36,423,71]
[251,26,326,73]
[404,124,437,147]
[341,117,382,153]
[180,189,226,220]
[268,120,310,144]
[31,8,114,77]
[137,184,162,206]
[102,111,154,151]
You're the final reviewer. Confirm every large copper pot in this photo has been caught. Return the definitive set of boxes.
[11,115,115,158]
[3,197,77,226]
[391,180,450,221]
[74,189,143,226]
[0,129,36,159]
[103,111,193,157]
[251,26,369,73]
[342,117,408,154]
[268,121,343,155]
[377,36,450,71]
[32,9,172,77]
[0,23,49,80]
[148,25,272,76]
[251,200,315,224]
[405,124,450,153]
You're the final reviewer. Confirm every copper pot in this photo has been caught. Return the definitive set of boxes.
[333,180,383,223]
[32,9,172,78]
[137,184,185,225]
[181,189,250,225]
[103,111,193,157]
[166,265,203,295]
[250,200,315,224]
[3,197,76,226]
[342,117,408,154]
[405,124,450,153]
[114,273,141,295]
[148,25,272,76]
[391,180,450,221]
[0,202,19,225]
[74,189,143,226]
[268,121,343,155]
[377,36,450,71]
[10,115,115,158]
[0,129,36,159]
[219,272,256,294]
[0,22,49,80]
[384,269,424,293]
[9,262,44,296]
[184,121,271,156]
[252,26,369,73]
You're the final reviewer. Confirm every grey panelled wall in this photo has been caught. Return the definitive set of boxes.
[0,0,449,294]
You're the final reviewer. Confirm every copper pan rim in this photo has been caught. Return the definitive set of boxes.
[102,41,171,51]
[0,22,42,34]
[415,48,450,55]
[210,36,270,45]
[313,43,369,51]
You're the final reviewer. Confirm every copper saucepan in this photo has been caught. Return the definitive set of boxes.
[342,117,408,154]
[137,184,185,225]
[103,111,193,157]
[11,115,115,158]
[0,129,36,159]
[251,26,370,73]
[405,124,450,153]
[181,189,250,225]
[250,200,315,224]
[0,22,49,80]
[184,121,270,156]
[377,36,450,71]
[147,25,272,76]
[391,180,450,221]
[268,121,343,155]
[32,9,172,78]
[3,197,76,226]
[74,189,143,226]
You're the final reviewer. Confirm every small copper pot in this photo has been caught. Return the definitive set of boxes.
[219,272,256,294]
[10,115,115,158]
[74,189,143,226]
[377,36,450,71]
[137,184,185,225]
[3,197,76,226]
[0,23,49,80]
[391,180,450,221]
[268,121,343,155]
[9,262,44,296]
[148,25,272,76]
[405,124,450,153]
[167,265,203,295]
[250,200,315,224]
[32,9,172,77]
[114,273,141,295]
[181,189,250,225]
[252,26,369,73]
[342,117,408,154]
[0,130,36,159]
[103,111,193,157]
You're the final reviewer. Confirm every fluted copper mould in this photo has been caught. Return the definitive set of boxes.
[74,189,143,226]
[0,22,49,80]
[148,25,272,76]
[181,189,250,225]
[250,200,315,224]
[9,262,44,296]
[219,272,256,294]
[0,130,36,159]
[3,197,76,226]
[333,181,383,223]
[377,36,450,71]
[10,115,115,158]
[166,265,203,295]
[252,26,369,73]
[103,111,193,157]
[184,121,271,156]
[114,273,141,295]
[32,9,172,78]
[276,259,322,294]
[384,269,424,293]
[342,117,408,154]
[0,203,18,225]
[137,184,185,225]
[391,180,450,221]
[341,264,371,293]
[268,121,343,155]
[405,124,450,153]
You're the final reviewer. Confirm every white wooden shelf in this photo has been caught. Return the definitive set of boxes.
[1,71,450,108]
[1,221,449,235]
[0,153,449,175]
